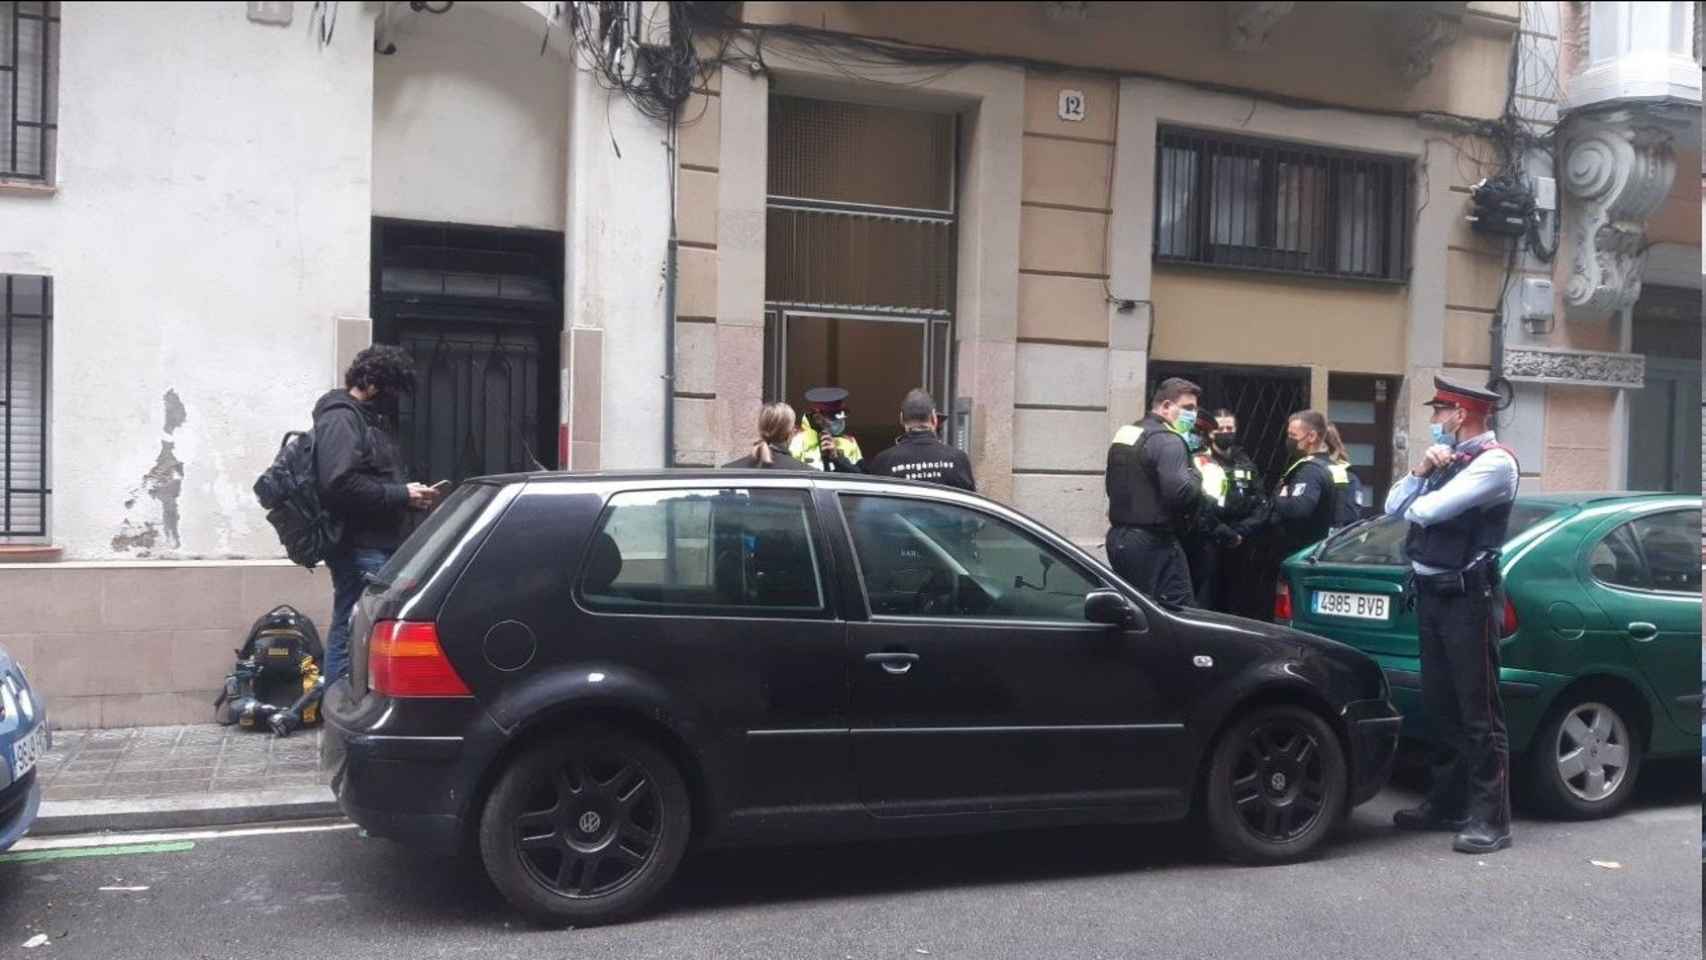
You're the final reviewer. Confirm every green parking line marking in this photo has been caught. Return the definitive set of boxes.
[0,841,195,864]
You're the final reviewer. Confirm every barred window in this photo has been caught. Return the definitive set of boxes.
[1,1,59,182]
[1155,127,1411,283]
[2,274,50,539]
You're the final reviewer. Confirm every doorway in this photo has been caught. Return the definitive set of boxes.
[765,311,951,458]
[1627,285,1702,494]
[370,219,564,484]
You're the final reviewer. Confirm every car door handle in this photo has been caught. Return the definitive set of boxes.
[864,652,919,675]
[1626,622,1659,642]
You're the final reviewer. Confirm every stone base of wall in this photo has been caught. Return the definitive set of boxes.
[0,561,332,729]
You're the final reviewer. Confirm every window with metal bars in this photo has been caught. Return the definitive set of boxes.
[1154,127,1411,283]
[1,1,58,182]
[2,274,50,540]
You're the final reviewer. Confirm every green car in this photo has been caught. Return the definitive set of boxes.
[1279,492,1701,820]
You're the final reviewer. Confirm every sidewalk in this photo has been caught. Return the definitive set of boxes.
[31,724,339,836]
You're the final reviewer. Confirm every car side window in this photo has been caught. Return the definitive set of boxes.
[1587,523,1649,590]
[840,494,1099,623]
[580,488,825,614]
[1628,509,1702,594]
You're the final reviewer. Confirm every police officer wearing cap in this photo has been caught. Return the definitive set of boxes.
[1105,377,1208,608]
[1385,377,1519,855]
[789,386,864,473]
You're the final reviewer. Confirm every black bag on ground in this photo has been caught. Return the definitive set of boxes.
[214,605,326,735]
[254,400,359,570]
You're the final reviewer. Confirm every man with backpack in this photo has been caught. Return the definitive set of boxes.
[314,345,437,684]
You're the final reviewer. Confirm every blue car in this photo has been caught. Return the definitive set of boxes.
[0,641,49,851]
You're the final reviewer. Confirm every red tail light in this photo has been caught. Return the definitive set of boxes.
[369,621,470,698]
[1274,580,1293,623]
[1501,596,1519,637]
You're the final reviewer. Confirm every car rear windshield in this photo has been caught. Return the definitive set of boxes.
[1313,502,1564,566]
[374,482,503,599]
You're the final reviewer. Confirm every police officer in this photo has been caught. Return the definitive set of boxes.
[1385,377,1519,855]
[865,389,976,491]
[1182,417,1241,610]
[788,386,864,473]
[1232,410,1358,605]
[1105,377,1208,608]
[1198,410,1267,613]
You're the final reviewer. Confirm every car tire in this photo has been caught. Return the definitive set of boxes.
[1203,705,1347,864]
[1526,695,1642,821]
[479,726,691,926]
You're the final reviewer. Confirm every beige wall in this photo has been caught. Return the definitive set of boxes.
[1541,386,1618,491]
[742,2,1518,121]
[1149,270,1409,375]
[0,563,331,728]
[1648,149,1703,248]
[673,64,727,466]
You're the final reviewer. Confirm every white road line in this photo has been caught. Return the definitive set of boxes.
[12,820,357,852]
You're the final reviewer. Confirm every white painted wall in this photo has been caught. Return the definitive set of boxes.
[0,3,376,560]
[372,4,570,230]
[566,62,670,469]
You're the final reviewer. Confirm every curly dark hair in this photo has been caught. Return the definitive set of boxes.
[344,344,417,395]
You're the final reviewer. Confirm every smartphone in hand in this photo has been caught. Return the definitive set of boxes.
[430,480,451,494]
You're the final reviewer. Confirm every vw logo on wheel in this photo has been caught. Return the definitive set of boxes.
[577,811,603,834]
[1270,773,1287,791]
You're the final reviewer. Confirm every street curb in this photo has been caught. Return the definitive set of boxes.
[31,786,341,836]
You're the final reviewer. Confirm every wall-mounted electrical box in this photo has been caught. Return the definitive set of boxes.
[1519,277,1554,334]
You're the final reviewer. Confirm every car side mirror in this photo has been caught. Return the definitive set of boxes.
[1085,589,1145,631]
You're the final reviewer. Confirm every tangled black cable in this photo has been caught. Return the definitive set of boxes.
[564,1,709,125]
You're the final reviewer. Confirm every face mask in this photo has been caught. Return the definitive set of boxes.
[1285,437,1304,459]
[1211,432,1235,451]
[1429,422,1456,447]
[828,416,848,438]
[1174,408,1198,433]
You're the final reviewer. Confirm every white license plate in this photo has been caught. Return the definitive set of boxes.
[1313,591,1389,621]
[11,723,46,780]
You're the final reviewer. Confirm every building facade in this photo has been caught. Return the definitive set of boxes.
[0,0,1698,726]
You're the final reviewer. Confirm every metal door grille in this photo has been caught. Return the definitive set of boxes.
[1149,363,1310,488]
[1,2,57,181]
[397,327,544,485]
[372,219,563,485]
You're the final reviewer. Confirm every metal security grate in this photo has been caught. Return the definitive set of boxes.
[397,329,544,485]
[1149,363,1310,490]
[769,95,955,211]
[1155,127,1411,283]
[2,273,49,538]
[1,2,58,181]
[765,207,953,314]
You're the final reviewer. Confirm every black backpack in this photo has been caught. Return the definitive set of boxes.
[254,399,357,569]
[214,605,326,735]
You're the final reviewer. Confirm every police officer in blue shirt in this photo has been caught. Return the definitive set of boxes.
[1385,377,1520,855]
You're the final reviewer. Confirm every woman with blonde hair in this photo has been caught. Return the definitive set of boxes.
[723,402,813,469]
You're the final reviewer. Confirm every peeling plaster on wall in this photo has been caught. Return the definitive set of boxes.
[112,390,187,555]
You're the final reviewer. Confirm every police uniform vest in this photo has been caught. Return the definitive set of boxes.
[1403,443,1518,571]
[788,418,863,471]
[1107,415,1198,530]
[1195,454,1229,507]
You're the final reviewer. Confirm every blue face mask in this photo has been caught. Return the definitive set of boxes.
[1430,422,1456,447]
[1185,431,1203,452]
[1175,408,1198,434]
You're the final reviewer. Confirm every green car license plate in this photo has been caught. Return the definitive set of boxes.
[1313,590,1389,621]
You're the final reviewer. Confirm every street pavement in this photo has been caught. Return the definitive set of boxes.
[0,764,1698,960]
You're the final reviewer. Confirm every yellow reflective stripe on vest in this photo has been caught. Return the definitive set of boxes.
[1112,424,1144,446]
[1327,463,1350,486]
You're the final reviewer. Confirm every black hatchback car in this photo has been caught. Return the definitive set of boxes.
[323,471,1399,925]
